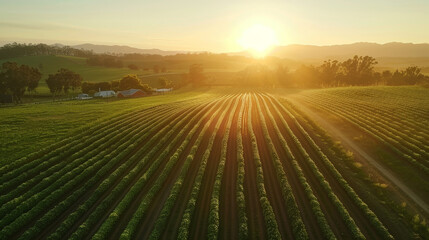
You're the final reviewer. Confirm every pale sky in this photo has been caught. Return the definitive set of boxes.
[0,0,428,52]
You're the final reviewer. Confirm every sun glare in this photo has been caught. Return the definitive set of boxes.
[238,24,278,57]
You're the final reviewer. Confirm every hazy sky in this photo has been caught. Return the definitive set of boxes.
[1,0,428,52]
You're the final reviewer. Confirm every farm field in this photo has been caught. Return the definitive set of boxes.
[284,87,429,208]
[1,88,426,239]
[0,88,210,163]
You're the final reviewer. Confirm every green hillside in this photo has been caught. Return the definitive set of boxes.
[0,55,142,94]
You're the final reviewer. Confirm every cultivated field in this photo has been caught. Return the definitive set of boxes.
[3,89,427,239]
[285,87,429,206]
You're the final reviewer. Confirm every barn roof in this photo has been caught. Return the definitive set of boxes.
[118,89,145,96]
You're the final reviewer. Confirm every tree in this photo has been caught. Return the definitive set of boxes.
[46,68,82,99]
[153,65,160,73]
[386,66,425,86]
[118,74,151,92]
[341,56,378,86]
[319,60,340,87]
[119,75,141,90]
[402,66,425,85]
[189,64,205,86]
[381,70,392,85]
[0,62,41,103]
[159,77,171,88]
[45,74,63,100]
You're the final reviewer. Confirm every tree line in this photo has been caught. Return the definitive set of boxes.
[0,43,93,59]
[238,56,428,88]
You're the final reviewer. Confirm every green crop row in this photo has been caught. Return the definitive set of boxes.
[207,95,241,240]
[246,94,282,240]
[0,104,175,222]
[236,95,249,240]
[265,95,366,240]
[303,97,429,174]
[69,98,222,240]
[311,97,429,160]
[176,96,234,240]
[119,97,233,239]
[0,105,175,209]
[0,102,188,239]
[258,94,336,240]
[19,106,191,240]
[0,102,177,178]
[279,96,394,240]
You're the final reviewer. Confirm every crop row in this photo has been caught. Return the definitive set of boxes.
[302,92,429,143]
[0,105,176,209]
[24,104,198,240]
[69,96,229,240]
[0,104,192,239]
[245,94,282,239]
[119,96,235,239]
[0,101,185,179]
[301,96,429,174]
[235,95,249,240]
[147,96,238,240]
[173,96,234,240]
[253,94,308,239]
[256,94,335,240]
[206,95,241,240]
[263,95,366,240]
[310,96,429,158]
[269,95,393,240]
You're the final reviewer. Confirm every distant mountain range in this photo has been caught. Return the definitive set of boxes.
[71,43,192,56]
[65,42,429,59]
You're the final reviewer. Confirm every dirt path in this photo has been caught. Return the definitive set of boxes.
[242,93,267,239]
[288,98,429,215]
[218,95,243,240]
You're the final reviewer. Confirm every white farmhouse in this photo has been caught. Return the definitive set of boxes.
[94,90,116,98]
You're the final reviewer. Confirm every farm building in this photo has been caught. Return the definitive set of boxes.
[117,89,147,98]
[94,90,116,98]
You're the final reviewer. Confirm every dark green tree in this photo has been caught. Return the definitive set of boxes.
[1,62,41,103]
[46,68,82,99]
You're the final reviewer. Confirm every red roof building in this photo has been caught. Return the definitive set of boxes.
[117,89,147,98]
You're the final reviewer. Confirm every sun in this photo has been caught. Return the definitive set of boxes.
[238,24,278,57]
